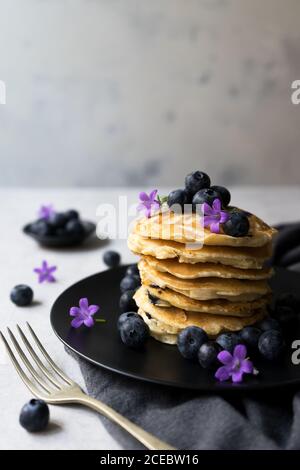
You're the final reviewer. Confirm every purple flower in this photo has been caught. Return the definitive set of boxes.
[137,189,161,218]
[202,198,229,234]
[34,260,57,283]
[69,298,100,328]
[215,344,254,383]
[38,204,55,220]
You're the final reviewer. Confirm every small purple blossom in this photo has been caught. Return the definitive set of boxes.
[137,189,161,218]
[34,260,57,283]
[38,204,55,220]
[215,344,254,384]
[69,298,100,328]
[202,198,229,234]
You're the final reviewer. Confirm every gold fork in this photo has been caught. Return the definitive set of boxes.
[0,322,175,450]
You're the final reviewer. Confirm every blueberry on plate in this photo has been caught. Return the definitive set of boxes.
[118,311,140,330]
[185,171,211,196]
[126,264,139,277]
[192,188,221,208]
[198,341,221,369]
[119,290,137,312]
[258,329,285,361]
[103,250,121,268]
[10,285,33,307]
[19,399,49,432]
[64,209,79,221]
[48,212,68,229]
[255,316,281,332]
[65,219,85,236]
[238,326,261,350]
[216,332,240,353]
[210,185,231,207]
[31,219,53,236]
[177,326,208,360]
[119,315,149,348]
[167,189,190,211]
[223,212,250,237]
[120,275,140,293]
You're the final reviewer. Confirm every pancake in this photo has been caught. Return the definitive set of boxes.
[128,232,272,269]
[143,255,272,280]
[134,288,267,340]
[134,209,277,248]
[146,284,271,316]
[139,259,271,302]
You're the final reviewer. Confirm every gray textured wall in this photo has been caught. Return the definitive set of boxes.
[0,0,300,187]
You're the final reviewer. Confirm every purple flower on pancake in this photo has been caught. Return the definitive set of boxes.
[215,344,254,383]
[69,297,100,328]
[202,198,229,234]
[33,260,57,283]
[38,204,55,220]
[137,189,161,218]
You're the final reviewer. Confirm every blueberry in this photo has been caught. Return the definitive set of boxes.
[126,264,139,277]
[216,332,240,353]
[198,341,221,369]
[118,311,140,330]
[65,219,85,236]
[120,275,140,293]
[177,326,208,360]
[119,315,149,348]
[119,290,137,312]
[10,285,33,307]
[223,212,250,237]
[255,316,281,332]
[210,185,231,207]
[103,250,121,268]
[258,329,285,361]
[167,189,190,211]
[48,212,68,229]
[192,188,220,209]
[239,326,261,350]
[31,220,52,236]
[64,209,79,221]
[185,171,211,196]
[19,399,49,432]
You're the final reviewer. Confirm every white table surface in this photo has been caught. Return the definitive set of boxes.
[0,186,299,450]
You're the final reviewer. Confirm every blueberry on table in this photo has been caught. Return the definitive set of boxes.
[216,332,240,353]
[126,264,139,277]
[119,315,149,348]
[48,212,68,229]
[210,185,231,207]
[118,311,140,330]
[192,188,221,208]
[223,212,250,237]
[238,326,261,350]
[103,250,121,268]
[255,316,281,332]
[19,399,49,432]
[64,209,79,221]
[185,171,211,196]
[65,219,85,236]
[167,189,190,211]
[258,329,285,361]
[177,326,208,360]
[198,341,221,369]
[120,275,140,293]
[10,285,33,307]
[119,290,137,312]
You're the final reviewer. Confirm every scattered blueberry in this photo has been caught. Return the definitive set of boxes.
[65,209,79,221]
[118,311,140,330]
[10,285,33,307]
[119,315,149,348]
[120,275,140,293]
[48,212,68,229]
[255,316,281,332]
[258,329,285,361]
[239,326,261,350]
[216,332,240,353]
[185,171,211,196]
[119,290,137,312]
[19,399,49,432]
[192,188,220,208]
[126,264,139,277]
[65,219,85,236]
[210,185,231,207]
[167,189,190,211]
[223,212,250,237]
[103,250,121,268]
[198,341,221,369]
[177,326,208,360]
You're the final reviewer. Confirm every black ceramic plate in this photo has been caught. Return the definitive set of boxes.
[50,266,300,391]
[23,221,96,247]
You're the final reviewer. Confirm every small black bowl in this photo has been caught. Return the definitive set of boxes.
[23,221,96,247]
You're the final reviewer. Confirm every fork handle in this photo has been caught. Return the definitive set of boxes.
[74,394,175,450]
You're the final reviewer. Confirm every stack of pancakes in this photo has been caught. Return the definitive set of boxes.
[128,209,277,344]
